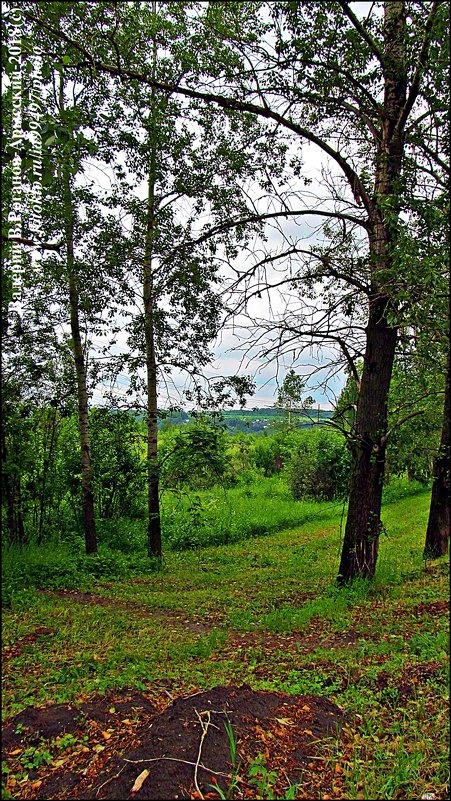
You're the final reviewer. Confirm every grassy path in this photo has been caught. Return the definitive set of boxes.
[2,490,449,799]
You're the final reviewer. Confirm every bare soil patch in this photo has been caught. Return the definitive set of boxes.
[37,590,215,634]
[2,628,54,665]
[226,627,365,656]
[411,600,449,616]
[2,685,346,800]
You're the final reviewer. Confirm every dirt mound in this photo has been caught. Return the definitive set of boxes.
[2,690,156,753]
[2,685,346,800]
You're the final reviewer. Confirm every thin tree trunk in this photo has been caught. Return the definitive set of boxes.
[37,407,58,544]
[65,215,97,555]
[1,421,25,544]
[338,1,407,582]
[145,307,161,558]
[6,474,26,544]
[60,84,97,555]
[424,350,450,558]
[143,0,162,559]
[143,166,162,558]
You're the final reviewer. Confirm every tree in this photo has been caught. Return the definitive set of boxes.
[3,7,129,552]
[20,2,450,579]
[424,350,450,558]
[275,369,314,427]
[73,3,272,558]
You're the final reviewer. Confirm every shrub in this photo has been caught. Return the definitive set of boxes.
[288,428,351,501]
[159,420,228,490]
[252,437,283,476]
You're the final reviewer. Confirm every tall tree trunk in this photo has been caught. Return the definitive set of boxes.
[64,206,97,555]
[338,1,407,582]
[60,82,97,555]
[338,296,397,581]
[143,166,161,557]
[1,414,26,544]
[424,350,450,558]
[144,0,162,560]
[37,407,58,544]
[144,287,162,558]
[5,472,26,545]
[59,81,97,555]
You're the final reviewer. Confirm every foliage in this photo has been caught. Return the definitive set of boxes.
[89,409,145,520]
[275,369,314,427]
[159,418,229,491]
[250,436,283,477]
[335,355,445,485]
[386,358,444,484]
[287,428,352,501]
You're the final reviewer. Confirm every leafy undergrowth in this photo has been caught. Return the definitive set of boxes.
[1,490,449,799]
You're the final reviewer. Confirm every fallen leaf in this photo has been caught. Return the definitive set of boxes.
[131,769,150,793]
[276,717,295,726]
[334,763,344,775]
[101,730,112,740]
[302,705,310,711]
[302,729,313,736]
[10,749,22,756]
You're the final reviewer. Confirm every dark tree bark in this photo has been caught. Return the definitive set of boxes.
[338,2,407,582]
[338,297,398,581]
[143,245,162,559]
[143,6,162,560]
[144,307,162,559]
[37,407,58,544]
[424,350,450,558]
[4,470,26,545]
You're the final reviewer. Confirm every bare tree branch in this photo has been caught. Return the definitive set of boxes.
[2,236,63,252]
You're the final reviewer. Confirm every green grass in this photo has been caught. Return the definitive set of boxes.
[161,474,347,549]
[2,479,449,799]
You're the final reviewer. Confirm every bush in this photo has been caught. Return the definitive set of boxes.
[96,518,146,553]
[288,428,351,501]
[1,540,157,605]
[159,420,228,490]
[252,437,283,477]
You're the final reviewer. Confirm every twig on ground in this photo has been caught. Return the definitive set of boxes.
[94,764,126,796]
[122,755,229,777]
[194,709,212,800]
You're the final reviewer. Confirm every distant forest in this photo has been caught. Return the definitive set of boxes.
[155,408,334,433]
